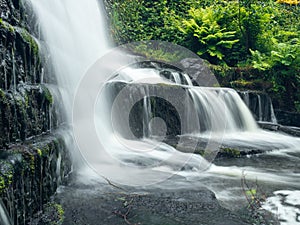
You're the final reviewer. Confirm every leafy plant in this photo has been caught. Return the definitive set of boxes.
[179,7,239,64]
[250,37,300,109]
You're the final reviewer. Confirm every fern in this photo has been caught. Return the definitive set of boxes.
[179,7,239,64]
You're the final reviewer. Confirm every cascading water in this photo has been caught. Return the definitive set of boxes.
[189,88,258,133]
[27,0,110,122]
[240,90,278,124]
[0,200,12,225]
[27,0,300,223]
[26,0,111,168]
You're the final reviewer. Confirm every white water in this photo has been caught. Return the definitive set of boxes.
[27,0,110,123]
[27,0,300,224]
[240,90,278,124]
[262,190,300,225]
[0,200,12,225]
[190,87,258,132]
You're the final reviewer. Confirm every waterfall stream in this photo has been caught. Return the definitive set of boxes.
[26,0,300,224]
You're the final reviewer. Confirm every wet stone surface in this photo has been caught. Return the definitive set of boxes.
[44,176,266,225]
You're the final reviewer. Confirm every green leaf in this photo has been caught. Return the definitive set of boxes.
[246,189,257,196]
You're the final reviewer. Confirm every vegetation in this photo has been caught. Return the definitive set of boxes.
[107,0,300,111]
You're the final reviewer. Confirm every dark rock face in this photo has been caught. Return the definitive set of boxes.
[107,81,188,139]
[275,110,300,127]
[238,90,276,123]
[0,0,51,149]
[0,0,71,224]
[0,85,53,148]
[0,136,71,224]
[179,58,218,87]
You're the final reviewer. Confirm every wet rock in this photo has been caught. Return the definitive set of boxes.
[0,0,68,224]
[30,202,65,225]
[0,135,71,225]
[108,81,186,139]
[0,84,54,148]
[179,58,217,87]
[275,110,300,127]
[238,90,277,123]
[0,19,41,90]
[52,183,257,225]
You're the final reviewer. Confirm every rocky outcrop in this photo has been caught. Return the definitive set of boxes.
[0,85,53,148]
[238,91,277,123]
[0,0,51,148]
[0,136,71,224]
[275,110,300,127]
[0,0,70,224]
[107,81,186,139]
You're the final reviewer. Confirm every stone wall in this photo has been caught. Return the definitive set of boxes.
[0,0,71,224]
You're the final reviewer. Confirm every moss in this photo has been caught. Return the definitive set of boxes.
[36,148,42,157]
[41,85,53,104]
[19,28,39,56]
[194,149,205,156]
[230,79,254,88]
[29,153,35,171]
[0,176,5,193]
[0,88,5,98]
[38,144,50,156]
[22,151,35,172]
[24,93,29,107]
[44,203,65,225]
[0,19,15,33]
[221,147,241,157]
[0,162,14,194]
[210,64,233,78]
[53,203,65,223]
[230,79,272,90]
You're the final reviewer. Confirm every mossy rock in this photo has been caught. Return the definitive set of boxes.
[31,202,65,225]
[16,27,39,56]
[218,147,241,158]
[0,135,71,224]
[230,79,272,90]
[0,19,15,33]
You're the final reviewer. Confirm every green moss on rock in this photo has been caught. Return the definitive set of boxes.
[0,136,71,224]
[41,85,53,104]
[18,28,39,56]
[230,79,272,90]
[220,147,241,158]
[0,19,15,33]
[0,161,14,194]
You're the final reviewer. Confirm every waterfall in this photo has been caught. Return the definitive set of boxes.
[239,91,278,124]
[23,1,300,223]
[27,0,110,168]
[0,200,12,225]
[27,0,110,123]
[189,88,258,133]
[27,0,213,185]
[257,95,263,121]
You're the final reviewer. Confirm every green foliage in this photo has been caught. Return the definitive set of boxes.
[124,41,190,63]
[251,38,300,70]
[108,0,202,46]
[179,7,239,64]
[108,0,300,111]
[250,36,300,109]
[246,188,257,196]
